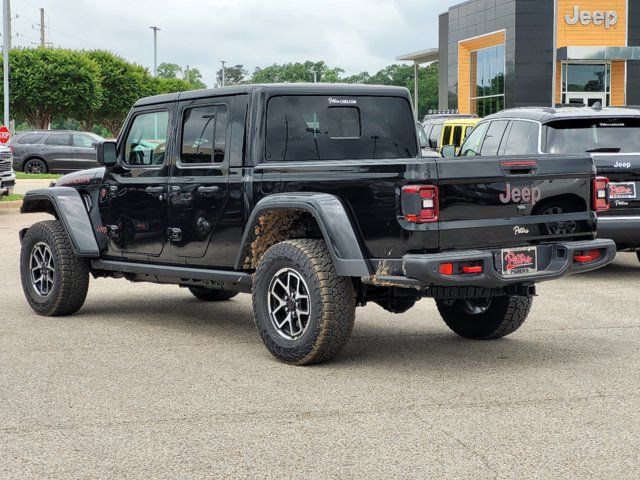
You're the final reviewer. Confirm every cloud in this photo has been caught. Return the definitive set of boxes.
[8,0,460,87]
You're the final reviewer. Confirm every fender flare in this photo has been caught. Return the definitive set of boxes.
[236,193,371,277]
[20,187,100,257]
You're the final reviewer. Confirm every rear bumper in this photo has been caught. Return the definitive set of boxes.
[597,215,640,249]
[378,239,616,289]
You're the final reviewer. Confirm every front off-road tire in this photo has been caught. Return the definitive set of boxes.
[252,239,356,365]
[188,286,238,301]
[20,220,89,316]
[435,295,533,340]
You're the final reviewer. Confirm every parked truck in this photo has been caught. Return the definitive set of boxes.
[19,84,615,364]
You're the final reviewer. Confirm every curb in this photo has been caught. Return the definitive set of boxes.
[0,200,23,211]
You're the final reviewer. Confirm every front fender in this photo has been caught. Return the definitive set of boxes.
[236,193,371,277]
[21,187,100,257]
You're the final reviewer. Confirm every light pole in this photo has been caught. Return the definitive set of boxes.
[3,0,11,128]
[149,26,160,76]
[310,70,317,83]
[220,60,226,87]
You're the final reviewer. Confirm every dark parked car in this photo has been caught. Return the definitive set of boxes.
[11,130,104,174]
[444,105,640,262]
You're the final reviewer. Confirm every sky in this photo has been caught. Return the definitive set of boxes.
[6,0,461,87]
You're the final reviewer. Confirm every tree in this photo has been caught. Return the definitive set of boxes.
[250,61,344,84]
[0,48,102,129]
[183,67,207,89]
[147,76,194,95]
[215,64,248,87]
[341,62,439,118]
[156,62,182,79]
[80,50,149,136]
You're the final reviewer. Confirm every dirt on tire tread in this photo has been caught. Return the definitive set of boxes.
[253,239,355,365]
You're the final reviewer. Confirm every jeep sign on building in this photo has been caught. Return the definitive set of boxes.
[401,1,640,116]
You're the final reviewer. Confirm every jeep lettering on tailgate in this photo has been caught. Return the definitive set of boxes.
[499,183,542,206]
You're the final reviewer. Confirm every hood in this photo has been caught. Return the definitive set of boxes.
[55,167,106,187]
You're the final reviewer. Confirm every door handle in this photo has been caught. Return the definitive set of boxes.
[197,185,220,196]
[145,186,165,194]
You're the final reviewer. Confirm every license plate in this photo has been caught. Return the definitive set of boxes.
[609,182,636,199]
[501,246,538,276]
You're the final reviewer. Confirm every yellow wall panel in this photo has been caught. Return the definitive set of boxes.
[556,0,627,47]
[610,60,626,105]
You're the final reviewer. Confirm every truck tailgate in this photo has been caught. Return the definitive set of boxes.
[436,155,596,249]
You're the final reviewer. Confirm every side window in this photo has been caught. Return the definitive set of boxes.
[123,110,169,167]
[459,122,489,156]
[452,125,463,147]
[502,121,540,155]
[73,134,95,148]
[480,120,509,156]
[18,133,45,144]
[429,123,443,149]
[442,125,452,146]
[45,134,71,146]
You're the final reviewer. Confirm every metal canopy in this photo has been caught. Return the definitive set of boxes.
[395,48,440,64]
[395,48,439,120]
[558,46,640,61]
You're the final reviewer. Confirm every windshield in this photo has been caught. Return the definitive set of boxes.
[266,95,418,161]
[545,118,640,154]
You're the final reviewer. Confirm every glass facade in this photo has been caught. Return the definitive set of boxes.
[560,62,610,106]
[470,44,505,117]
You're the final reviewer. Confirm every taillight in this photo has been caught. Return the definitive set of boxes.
[574,249,602,264]
[401,185,439,223]
[439,261,483,276]
[593,176,610,212]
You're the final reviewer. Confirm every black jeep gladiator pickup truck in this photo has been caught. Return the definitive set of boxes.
[445,106,640,261]
[19,84,615,365]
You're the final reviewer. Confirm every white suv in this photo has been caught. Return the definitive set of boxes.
[0,145,15,196]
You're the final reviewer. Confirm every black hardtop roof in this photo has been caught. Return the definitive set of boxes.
[485,106,640,124]
[134,83,411,107]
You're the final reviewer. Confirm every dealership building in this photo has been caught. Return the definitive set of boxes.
[398,0,640,116]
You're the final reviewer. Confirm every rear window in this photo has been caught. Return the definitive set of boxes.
[546,118,640,154]
[266,95,417,161]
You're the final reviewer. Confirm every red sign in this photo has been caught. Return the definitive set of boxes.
[0,126,9,144]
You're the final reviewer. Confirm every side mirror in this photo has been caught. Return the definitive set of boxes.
[419,137,428,149]
[96,140,118,166]
[441,145,457,158]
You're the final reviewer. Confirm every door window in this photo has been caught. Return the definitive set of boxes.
[501,121,539,155]
[180,105,228,165]
[459,122,489,156]
[480,120,509,156]
[451,125,463,147]
[73,134,95,148]
[123,110,169,166]
[45,134,71,146]
[442,125,452,146]
[429,123,443,149]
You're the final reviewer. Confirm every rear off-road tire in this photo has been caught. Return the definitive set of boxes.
[20,220,89,316]
[188,286,238,301]
[252,239,356,365]
[435,295,533,340]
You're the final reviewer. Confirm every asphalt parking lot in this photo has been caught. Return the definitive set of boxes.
[2,208,640,479]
